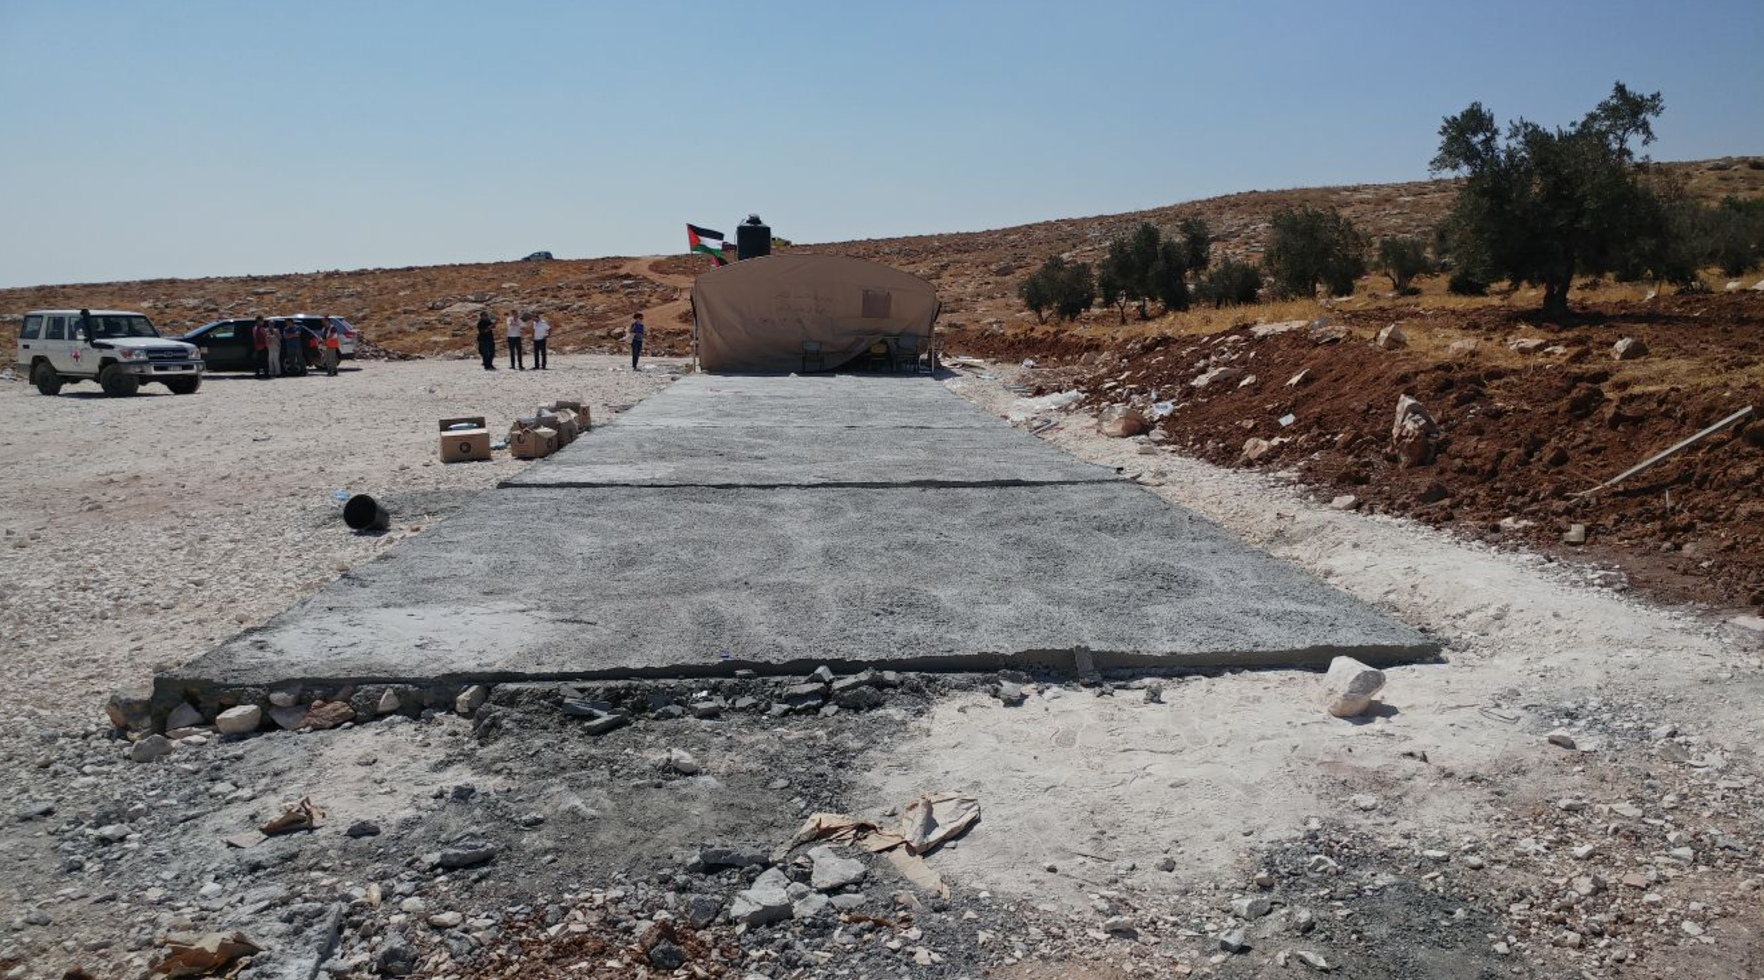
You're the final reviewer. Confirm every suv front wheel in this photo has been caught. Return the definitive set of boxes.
[31,361,63,396]
[166,376,201,396]
[98,364,140,397]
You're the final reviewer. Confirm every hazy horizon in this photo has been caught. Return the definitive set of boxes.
[3,0,1761,289]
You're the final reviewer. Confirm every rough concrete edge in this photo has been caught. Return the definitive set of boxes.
[152,641,1441,709]
[495,476,1122,490]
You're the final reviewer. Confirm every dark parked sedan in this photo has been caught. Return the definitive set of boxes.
[181,316,360,372]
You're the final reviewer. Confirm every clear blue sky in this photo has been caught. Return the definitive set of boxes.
[3,0,1760,287]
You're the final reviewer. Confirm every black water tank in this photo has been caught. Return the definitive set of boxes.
[736,214,771,261]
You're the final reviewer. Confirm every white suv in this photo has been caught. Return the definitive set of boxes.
[17,309,205,396]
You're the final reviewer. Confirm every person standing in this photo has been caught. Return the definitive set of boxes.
[281,319,305,376]
[505,311,526,370]
[531,312,550,370]
[260,317,280,379]
[321,318,342,376]
[475,310,497,370]
[252,316,270,378]
[629,312,645,371]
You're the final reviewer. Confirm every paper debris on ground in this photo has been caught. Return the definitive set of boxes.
[899,792,981,854]
[260,796,323,836]
[777,793,980,899]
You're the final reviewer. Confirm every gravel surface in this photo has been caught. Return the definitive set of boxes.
[3,358,1764,980]
[0,355,682,727]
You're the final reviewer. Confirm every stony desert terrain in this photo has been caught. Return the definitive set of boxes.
[2,159,1763,980]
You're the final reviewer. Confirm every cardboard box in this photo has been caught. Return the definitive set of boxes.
[550,409,579,445]
[548,400,591,430]
[510,425,559,460]
[438,416,491,463]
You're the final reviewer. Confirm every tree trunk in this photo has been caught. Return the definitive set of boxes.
[1542,272,1572,317]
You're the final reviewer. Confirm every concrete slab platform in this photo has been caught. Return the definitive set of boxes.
[505,424,1118,487]
[604,373,1009,429]
[165,482,1434,692]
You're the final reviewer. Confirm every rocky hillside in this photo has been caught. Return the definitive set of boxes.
[4,157,1759,360]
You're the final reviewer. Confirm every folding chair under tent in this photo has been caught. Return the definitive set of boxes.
[691,253,941,373]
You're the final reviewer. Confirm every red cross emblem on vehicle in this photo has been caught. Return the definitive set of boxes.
[70,349,82,362]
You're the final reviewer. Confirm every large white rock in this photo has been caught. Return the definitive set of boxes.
[214,706,262,736]
[1374,323,1408,350]
[730,868,793,925]
[165,702,204,731]
[1320,656,1386,718]
[808,845,868,891]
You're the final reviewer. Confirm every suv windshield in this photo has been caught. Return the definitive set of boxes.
[83,315,160,340]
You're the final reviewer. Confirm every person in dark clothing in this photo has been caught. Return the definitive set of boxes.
[629,312,645,370]
[280,320,305,376]
[475,311,498,370]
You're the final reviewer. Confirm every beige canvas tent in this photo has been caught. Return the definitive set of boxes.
[692,254,940,372]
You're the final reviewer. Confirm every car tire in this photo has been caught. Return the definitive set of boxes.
[31,361,63,396]
[99,364,140,397]
[166,376,201,396]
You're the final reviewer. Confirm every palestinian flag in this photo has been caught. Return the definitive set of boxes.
[687,224,727,267]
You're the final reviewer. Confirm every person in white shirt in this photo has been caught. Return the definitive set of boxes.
[531,313,551,370]
[505,312,526,370]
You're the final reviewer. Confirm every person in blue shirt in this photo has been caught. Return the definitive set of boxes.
[629,312,645,370]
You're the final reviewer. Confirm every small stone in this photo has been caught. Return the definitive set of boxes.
[428,911,464,929]
[730,868,793,926]
[1621,872,1650,889]
[668,748,700,775]
[792,892,830,919]
[454,685,488,716]
[1292,908,1316,933]
[1546,730,1577,749]
[302,701,356,730]
[129,735,172,763]
[1158,856,1177,873]
[1217,927,1249,953]
[346,821,381,839]
[699,846,766,869]
[1350,794,1379,811]
[648,940,686,970]
[269,706,307,731]
[685,894,723,928]
[165,702,204,730]
[995,681,1026,706]
[14,800,54,822]
[1462,855,1486,870]
[436,843,496,869]
[1102,915,1136,936]
[1612,337,1648,361]
[1231,896,1272,919]
[1422,849,1450,863]
[215,705,262,736]
[399,897,426,914]
[809,846,867,891]
[1563,523,1588,545]
[1295,950,1333,971]
[1668,846,1696,864]
[1571,844,1597,860]
[377,689,402,715]
[1681,920,1704,937]
[267,684,300,708]
[1329,494,1360,511]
